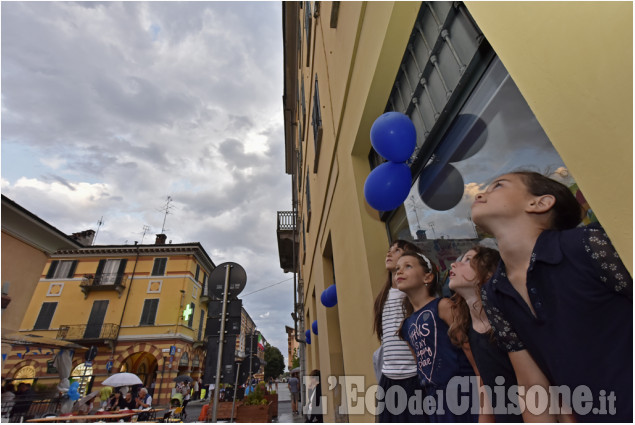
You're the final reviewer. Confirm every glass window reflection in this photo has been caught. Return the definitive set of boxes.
[388,57,596,277]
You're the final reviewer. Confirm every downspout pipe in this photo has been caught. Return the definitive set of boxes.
[115,242,141,340]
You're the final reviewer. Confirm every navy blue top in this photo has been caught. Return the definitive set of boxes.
[481,224,632,422]
[401,298,474,388]
[468,327,522,422]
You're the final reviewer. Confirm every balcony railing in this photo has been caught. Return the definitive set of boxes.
[57,323,119,341]
[80,273,128,297]
[277,211,298,273]
[277,211,297,231]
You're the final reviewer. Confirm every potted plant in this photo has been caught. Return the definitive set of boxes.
[264,389,278,418]
[236,383,273,423]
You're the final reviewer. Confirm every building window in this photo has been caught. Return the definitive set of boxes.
[301,78,307,130]
[151,258,167,276]
[311,74,322,171]
[71,363,93,397]
[187,302,195,328]
[194,264,200,282]
[371,2,483,170]
[304,1,312,66]
[305,170,312,225]
[46,260,78,279]
[34,302,57,330]
[140,299,159,326]
[95,259,127,285]
[387,56,588,281]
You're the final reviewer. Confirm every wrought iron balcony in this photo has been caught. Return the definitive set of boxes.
[57,323,119,341]
[277,211,298,273]
[80,273,128,298]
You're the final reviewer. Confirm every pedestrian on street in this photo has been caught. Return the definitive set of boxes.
[287,373,300,415]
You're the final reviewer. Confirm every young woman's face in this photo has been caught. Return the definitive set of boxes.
[385,244,404,271]
[394,255,430,293]
[448,250,477,291]
[471,173,534,228]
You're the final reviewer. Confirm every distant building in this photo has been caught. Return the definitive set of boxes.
[2,233,214,404]
[1,195,81,365]
[285,325,299,371]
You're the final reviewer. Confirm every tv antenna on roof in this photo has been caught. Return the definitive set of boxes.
[93,217,104,245]
[159,196,174,234]
[140,225,150,244]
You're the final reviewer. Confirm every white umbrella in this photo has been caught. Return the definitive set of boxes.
[102,372,143,387]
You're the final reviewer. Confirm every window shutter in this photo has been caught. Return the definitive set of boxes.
[96,259,106,276]
[140,299,159,325]
[34,302,57,330]
[114,259,128,285]
[46,261,59,279]
[67,261,78,278]
[152,258,167,276]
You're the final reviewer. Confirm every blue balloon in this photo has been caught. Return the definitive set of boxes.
[364,161,412,211]
[305,329,311,344]
[312,320,318,335]
[320,284,337,308]
[370,112,417,162]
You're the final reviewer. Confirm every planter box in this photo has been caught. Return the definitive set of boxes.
[208,401,238,420]
[236,401,273,423]
[264,393,278,418]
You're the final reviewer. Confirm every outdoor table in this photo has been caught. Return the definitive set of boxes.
[26,410,138,422]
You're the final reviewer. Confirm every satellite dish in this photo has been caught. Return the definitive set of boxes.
[208,262,247,299]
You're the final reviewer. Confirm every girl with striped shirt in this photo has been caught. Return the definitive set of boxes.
[373,240,427,422]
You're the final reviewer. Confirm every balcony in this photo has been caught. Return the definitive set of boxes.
[57,323,119,342]
[276,211,298,273]
[80,273,128,298]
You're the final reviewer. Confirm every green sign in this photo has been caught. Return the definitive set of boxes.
[182,304,193,321]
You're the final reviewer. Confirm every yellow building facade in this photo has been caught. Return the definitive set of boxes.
[2,234,215,405]
[280,2,631,422]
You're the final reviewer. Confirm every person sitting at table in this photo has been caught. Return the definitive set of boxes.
[118,391,136,411]
[135,388,152,409]
[106,391,122,411]
[135,388,152,421]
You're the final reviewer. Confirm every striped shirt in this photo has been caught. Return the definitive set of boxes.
[381,288,417,379]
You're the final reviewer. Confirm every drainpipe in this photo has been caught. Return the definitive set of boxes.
[115,242,141,341]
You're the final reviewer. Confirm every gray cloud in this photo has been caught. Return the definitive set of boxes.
[2,1,293,363]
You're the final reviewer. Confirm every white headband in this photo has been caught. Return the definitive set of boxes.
[416,252,432,271]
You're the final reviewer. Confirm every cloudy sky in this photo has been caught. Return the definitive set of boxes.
[1,2,295,364]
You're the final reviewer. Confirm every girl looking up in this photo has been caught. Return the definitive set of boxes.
[472,171,632,422]
[448,246,522,422]
[372,240,426,422]
[396,252,477,422]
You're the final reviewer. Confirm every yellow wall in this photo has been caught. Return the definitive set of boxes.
[1,232,49,333]
[465,1,633,271]
[297,2,420,421]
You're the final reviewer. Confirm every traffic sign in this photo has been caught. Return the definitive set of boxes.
[208,262,247,299]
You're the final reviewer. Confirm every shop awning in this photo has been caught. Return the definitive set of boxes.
[1,331,87,350]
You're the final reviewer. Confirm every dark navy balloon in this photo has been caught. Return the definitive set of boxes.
[320,284,337,307]
[370,112,417,162]
[312,320,318,335]
[364,161,412,211]
[305,329,311,344]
